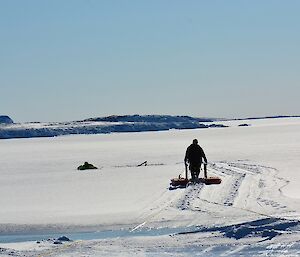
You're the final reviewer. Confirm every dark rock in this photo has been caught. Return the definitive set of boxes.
[57,236,71,241]
[77,162,98,170]
[238,124,250,127]
[53,241,63,244]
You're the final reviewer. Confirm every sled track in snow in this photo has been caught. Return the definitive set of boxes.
[129,160,297,232]
[211,162,246,206]
[220,161,288,213]
[155,160,297,228]
[1,161,300,257]
[172,161,252,214]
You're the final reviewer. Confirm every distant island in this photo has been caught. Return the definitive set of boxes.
[0,114,299,139]
[0,115,226,139]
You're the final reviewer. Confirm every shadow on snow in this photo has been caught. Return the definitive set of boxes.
[177,217,300,241]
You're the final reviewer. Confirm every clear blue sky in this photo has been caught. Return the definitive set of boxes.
[1,1,299,122]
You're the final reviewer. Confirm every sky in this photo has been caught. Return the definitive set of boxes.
[1,1,299,122]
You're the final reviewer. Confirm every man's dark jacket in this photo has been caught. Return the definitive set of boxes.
[185,144,207,166]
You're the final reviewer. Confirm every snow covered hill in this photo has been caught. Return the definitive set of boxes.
[0,115,225,139]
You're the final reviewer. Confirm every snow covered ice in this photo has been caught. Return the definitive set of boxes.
[0,117,300,256]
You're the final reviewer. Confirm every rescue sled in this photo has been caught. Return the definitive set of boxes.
[170,176,189,187]
[169,173,189,190]
[199,176,222,185]
[169,163,221,190]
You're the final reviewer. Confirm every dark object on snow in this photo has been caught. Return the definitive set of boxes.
[77,162,98,170]
[137,161,147,167]
[0,115,13,124]
[57,236,71,241]
[53,241,63,245]
[238,123,250,127]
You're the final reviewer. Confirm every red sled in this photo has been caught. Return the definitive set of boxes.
[199,176,222,185]
[170,177,189,187]
[170,176,222,187]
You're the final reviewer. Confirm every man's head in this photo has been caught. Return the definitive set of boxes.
[192,139,198,145]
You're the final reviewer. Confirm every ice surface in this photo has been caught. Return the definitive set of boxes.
[0,117,300,256]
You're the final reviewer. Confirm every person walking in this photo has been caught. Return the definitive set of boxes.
[184,139,207,181]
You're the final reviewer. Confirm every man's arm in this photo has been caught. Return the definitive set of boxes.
[184,147,190,164]
[184,150,188,164]
[201,148,207,164]
[201,148,208,178]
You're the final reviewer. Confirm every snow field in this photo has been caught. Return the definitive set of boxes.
[0,117,300,256]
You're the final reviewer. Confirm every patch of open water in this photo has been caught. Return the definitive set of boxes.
[0,226,194,243]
